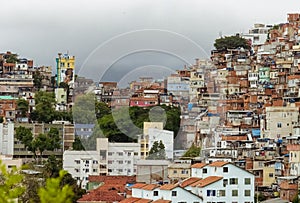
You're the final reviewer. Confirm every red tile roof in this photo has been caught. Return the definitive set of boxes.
[209,161,229,167]
[152,200,171,203]
[197,176,223,188]
[119,197,141,203]
[159,184,178,190]
[189,179,204,187]
[191,163,207,168]
[180,177,202,187]
[131,183,148,189]
[77,190,125,202]
[77,175,136,202]
[142,184,159,190]
[135,199,152,203]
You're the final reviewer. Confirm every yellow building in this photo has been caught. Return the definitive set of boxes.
[168,163,191,183]
[263,166,275,186]
[56,53,75,86]
[140,122,163,159]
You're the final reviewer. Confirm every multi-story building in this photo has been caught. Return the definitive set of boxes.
[148,128,174,160]
[0,123,14,156]
[0,96,17,122]
[265,106,299,139]
[14,122,75,159]
[125,161,254,203]
[63,150,100,189]
[56,53,75,87]
[96,138,140,176]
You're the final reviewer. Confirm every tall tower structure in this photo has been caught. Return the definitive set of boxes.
[56,53,75,87]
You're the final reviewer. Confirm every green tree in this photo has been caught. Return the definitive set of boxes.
[0,160,25,203]
[214,35,250,50]
[60,173,86,203]
[15,126,37,159]
[43,155,62,178]
[31,91,56,123]
[182,143,201,158]
[95,101,111,120]
[72,136,85,151]
[5,54,18,63]
[72,94,97,124]
[17,98,29,117]
[292,191,300,203]
[33,71,43,90]
[147,140,166,160]
[38,170,74,203]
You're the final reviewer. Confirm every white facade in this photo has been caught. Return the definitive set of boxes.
[96,138,140,176]
[0,123,14,156]
[63,150,100,189]
[190,162,255,203]
[148,128,174,160]
[132,184,202,203]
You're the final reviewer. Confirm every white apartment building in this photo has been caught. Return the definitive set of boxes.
[128,161,254,203]
[97,138,140,176]
[63,150,100,189]
[148,128,174,160]
[190,161,255,203]
[0,123,14,156]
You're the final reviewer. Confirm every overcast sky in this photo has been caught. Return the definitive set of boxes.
[1,0,299,83]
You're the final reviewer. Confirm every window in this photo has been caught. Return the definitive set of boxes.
[85,169,89,172]
[230,178,238,185]
[244,178,251,185]
[108,152,113,156]
[108,160,113,164]
[223,179,228,186]
[118,169,123,172]
[181,170,188,174]
[277,123,282,128]
[173,170,177,174]
[232,190,238,196]
[134,152,138,156]
[118,152,123,156]
[127,161,131,164]
[223,167,228,173]
[218,190,226,197]
[118,161,123,164]
[153,191,158,196]
[172,191,177,196]
[269,173,274,178]
[203,168,207,173]
[93,169,97,173]
[207,190,216,196]
[244,190,251,196]
[75,160,80,164]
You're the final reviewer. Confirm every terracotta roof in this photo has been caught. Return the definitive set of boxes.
[77,175,136,202]
[180,177,202,187]
[78,190,125,202]
[142,184,159,190]
[191,163,207,168]
[135,199,152,203]
[197,176,223,188]
[119,197,141,203]
[189,179,204,187]
[152,200,171,203]
[209,161,229,167]
[131,183,148,189]
[159,184,178,190]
